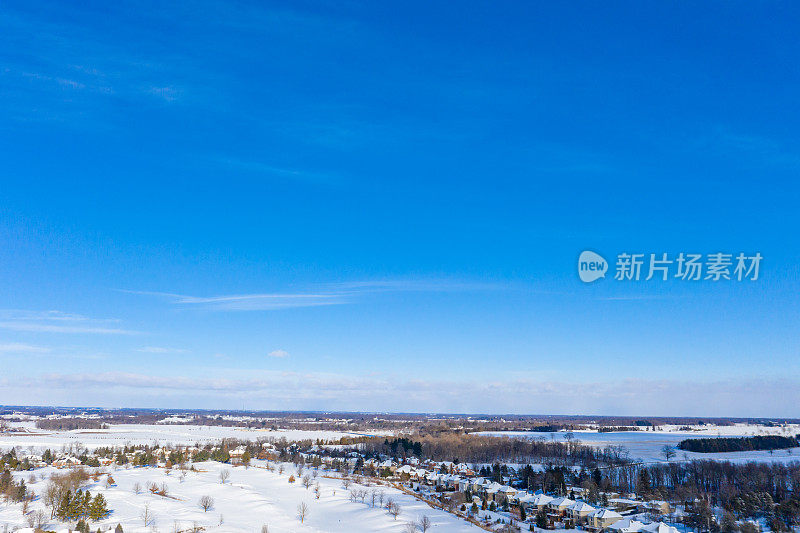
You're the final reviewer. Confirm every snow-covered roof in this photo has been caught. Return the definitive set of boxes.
[641,522,680,533]
[590,508,623,520]
[549,496,575,507]
[570,501,596,513]
[608,518,646,532]
[531,493,554,505]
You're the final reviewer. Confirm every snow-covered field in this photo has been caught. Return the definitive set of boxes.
[0,461,483,532]
[0,423,381,451]
[480,423,800,464]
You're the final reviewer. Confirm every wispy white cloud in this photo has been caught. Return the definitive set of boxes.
[0,342,50,354]
[147,86,182,102]
[137,346,189,354]
[0,322,136,334]
[0,309,137,335]
[268,349,289,358]
[211,157,341,186]
[121,279,504,312]
[11,371,798,417]
[120,289,343,311]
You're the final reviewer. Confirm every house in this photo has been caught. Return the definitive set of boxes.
[21,454,45,468]
[523,493,554,515]
[229,446,247,463]
[607,518,646,533]
[567,485,590,498]
[566,501,596,527]
[641,522,680,533]
[483,482,503,501]
[396,464,423,481]
[497,485,518,502]
[639,500,672,516]
[470,478,489,494]
[548,496,575,515]
[609,497,640,513]
[515,492,536,509]
[377,459,397,473]
[456,464,475,476]
[444,474,463,490]
[586,508,624,531]
[53,456,81,468]
[547,496,576,526]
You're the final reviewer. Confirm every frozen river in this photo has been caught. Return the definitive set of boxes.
[478,426,800,464]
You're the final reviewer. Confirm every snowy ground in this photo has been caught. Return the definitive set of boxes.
[479,423,800,464]
[0,461,484,532]
[0,423,381,451]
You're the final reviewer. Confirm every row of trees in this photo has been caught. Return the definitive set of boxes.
[35,418,109,430]
[0,468,28,502]
[678,435,799,453]
[54,489,109,521]
[363,433,632,466]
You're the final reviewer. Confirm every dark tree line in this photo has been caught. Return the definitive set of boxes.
[363,434,631,466]
[35,418,109,430]
[678,435,798,453]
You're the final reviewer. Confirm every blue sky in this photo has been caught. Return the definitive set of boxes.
[1,1,799,416]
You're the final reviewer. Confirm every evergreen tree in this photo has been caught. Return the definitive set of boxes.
[592,467,602,487]
[536,511,548,529]
[90,493,109,520]
[81,489,92,517]
[57,490,72,520]
[636,469,652,495]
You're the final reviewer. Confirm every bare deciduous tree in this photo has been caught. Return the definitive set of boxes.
[140,503,156,527]
[133,481,142,494]
[199,495,215,512]
[661,445,676,461]
[26,509,47,529]
[388,501,401,520]
[297,502,309,524]
[219,470,230,484]
[302,474,313,489]
[420,515,432,532]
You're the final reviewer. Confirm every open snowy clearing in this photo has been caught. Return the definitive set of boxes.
[1,461,484,532]
[0,423,383,451]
